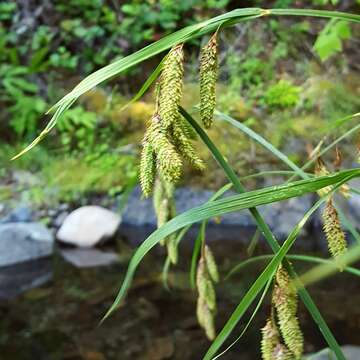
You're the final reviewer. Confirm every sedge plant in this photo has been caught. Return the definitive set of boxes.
[14,7,360,360]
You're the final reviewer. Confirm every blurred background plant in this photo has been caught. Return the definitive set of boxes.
[1,0,359,206]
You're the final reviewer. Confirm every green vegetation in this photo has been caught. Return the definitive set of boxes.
[8,3,359,359]
[2,2,359,207]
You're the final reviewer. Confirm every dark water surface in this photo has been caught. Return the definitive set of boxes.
[1,240,359,360]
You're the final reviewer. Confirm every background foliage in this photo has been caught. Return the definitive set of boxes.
[1,0,359,205]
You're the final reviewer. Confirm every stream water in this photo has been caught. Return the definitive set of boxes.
[0,238,359,360]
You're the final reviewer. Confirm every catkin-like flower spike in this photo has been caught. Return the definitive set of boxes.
[200,33,218,128]
[148,114,183,183]
[272,344,293,360]
[322,198,347,268]
[159,44,184,129]
[178,115,198,140]
[171,122,206,171]
[139,139,156,197]
[261,318,279,360]
[314,159,332,198]
[157,198,169,229]
[204,245,219,283]
[153,177,164,215]
[166,233,178,264]
[196,258,208,299]
[197,297,216,340]
[273,267,304,359]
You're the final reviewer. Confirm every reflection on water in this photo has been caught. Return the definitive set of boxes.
[0,240,359,360]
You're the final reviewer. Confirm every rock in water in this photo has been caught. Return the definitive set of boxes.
[0,222,54,267]
[57,206,121,247]
[0,258,52,299]
[61,248,119,268]
[306,345,360,360]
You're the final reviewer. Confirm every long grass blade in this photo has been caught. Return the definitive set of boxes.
[226,254,360,279]
[212,276,273,360]
[300,244,360,286]
[215,110,307,178]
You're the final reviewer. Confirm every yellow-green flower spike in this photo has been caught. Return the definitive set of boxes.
[148,114,182,183]
[204,245,219,283]
[273,267,304,359]
[139,138,156,197]
[197,296,216,340]
[196,257,208,299]
[200,33,218,129]
[178,115,198,140]
[159,44,184,129]
[153,177,164,215]
[261,318,279,360]
[157,198,169,229]
[166,233,178,264]
[315,160,332,197]
[272,344,292,360]
[171,122,205,171]
[322,198,347,268]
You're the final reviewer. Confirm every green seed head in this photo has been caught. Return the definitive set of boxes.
[139,139,156,197]
[148,114,183,183]
[197,296,216,340]
[166,233,178,265]
[322,198,347,268]
[261,318,280,360]
[196,257,208,298]
[204,245,219,283]
[315,160,332,197]
[171,122,205,171]
[273,268,304,359]
[272,344,293,360]
[159,44,184,129]
[200,33,218,129]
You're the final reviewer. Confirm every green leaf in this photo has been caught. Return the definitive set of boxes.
[226,254,360,279]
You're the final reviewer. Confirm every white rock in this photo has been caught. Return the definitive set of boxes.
[57,206,121,247]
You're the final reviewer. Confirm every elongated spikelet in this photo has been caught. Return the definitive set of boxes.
[315,160,332,197]
[200,33,218,128]
[166,233,178,264]
[148,115,182,183]
[196,258,208,299]
[178,115,198,140]
[159,45,184,129]
[261,318,279,360]
[153,177,164,215]
[315,159,349,199]
[273,267,304,359]
[197,297,216,340]
[157,198,169,228]
[172,122,205,171]
[196,256,217,339]
[139,139,156,197]
[204,245,219,283]
[272,344,293,360]
[322,198,347,267]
